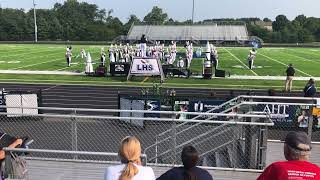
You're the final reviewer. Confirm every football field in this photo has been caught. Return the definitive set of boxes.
[0,44,319,89]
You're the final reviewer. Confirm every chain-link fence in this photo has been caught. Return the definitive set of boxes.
[239,96,320,142]
[0,106,274,169]
[0,95,319,171]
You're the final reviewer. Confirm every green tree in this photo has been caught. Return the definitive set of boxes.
[303,17,320,34]
[272,15,290,32]
[143,6,168,25]
[124,14,141,31]
[294,15,307,26]
[247,24,271,42]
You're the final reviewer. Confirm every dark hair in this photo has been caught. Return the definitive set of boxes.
[181,146,199,180]
[308,78,315,85]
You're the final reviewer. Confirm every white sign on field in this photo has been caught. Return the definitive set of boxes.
[127,58,164,81]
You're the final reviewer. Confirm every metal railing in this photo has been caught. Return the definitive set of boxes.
[3,148,147,163]
[144,95,319,169]
[0,95,319,171]
[0,105,275,168]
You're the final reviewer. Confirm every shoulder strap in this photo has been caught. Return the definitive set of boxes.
[305,85,313,93]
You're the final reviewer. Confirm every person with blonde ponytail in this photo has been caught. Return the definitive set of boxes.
[104,136,155,180]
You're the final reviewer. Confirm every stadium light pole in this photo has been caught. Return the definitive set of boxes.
[192,0,195,24]
[33,0,38,43]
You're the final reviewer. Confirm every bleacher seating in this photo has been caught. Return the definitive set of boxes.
[127,25,249,41]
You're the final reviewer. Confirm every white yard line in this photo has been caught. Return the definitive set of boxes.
[56,66,75,71]
[11,58,63,70]
[281,51,319,63]
[14,51,62,61]
[56,54,99,71]
[55,66,70,71]
[55,61,84,71]
[223,48,258,76]
[0,70,82,75]
[0,48,33,54]
[286,49,320,60]
[259,53,313,77]
[0,48,60,59]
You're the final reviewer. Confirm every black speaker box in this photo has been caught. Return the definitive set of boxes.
[215,69,226,77]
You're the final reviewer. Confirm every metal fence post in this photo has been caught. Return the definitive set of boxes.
[71,109,78,159]
[155,136,158,164]
[257,123,268,169]
[307,114,314,139]
[171,118,177,165]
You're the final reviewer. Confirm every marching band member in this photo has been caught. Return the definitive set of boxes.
[129,45,134,61]
[114,44,119,62]
[123,43,129,62]
[210,44,218,70]
[169,41,177,65]
[65,46,72,67]
[100,48,106,66]
[155,41,161,60]
[119,44,124,60]
[135,44,141,57]
[81,48,86,59]
[185,41,193,68]
[165,47,170,65]
[146,46,152,57]
[109,44,115,63]
[160,42,165,61]
[151,46,158,59]
[248,48,257,69]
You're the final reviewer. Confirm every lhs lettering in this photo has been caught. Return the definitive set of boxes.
[137,64,153,71]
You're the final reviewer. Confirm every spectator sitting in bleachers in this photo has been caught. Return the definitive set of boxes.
[257,131,320,180]
[0,133,23,180]
[157,145,213,180]
[0,133,23,160]
[104,136,155,180]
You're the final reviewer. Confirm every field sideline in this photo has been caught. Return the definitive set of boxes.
[0,44,320,89]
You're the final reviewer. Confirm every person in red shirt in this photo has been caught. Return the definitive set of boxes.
[257,131,320,180]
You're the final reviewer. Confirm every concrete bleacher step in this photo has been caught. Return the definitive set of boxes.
[25,159,261,180]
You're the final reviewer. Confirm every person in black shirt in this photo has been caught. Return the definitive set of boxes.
[304,78,317,97]
[157,146,214,180]
[140,34,147,57]
[285,64,295,92]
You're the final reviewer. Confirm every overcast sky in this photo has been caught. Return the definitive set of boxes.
[1,0,319,22]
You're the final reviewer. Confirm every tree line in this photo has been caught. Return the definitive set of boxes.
[0,0,320,43]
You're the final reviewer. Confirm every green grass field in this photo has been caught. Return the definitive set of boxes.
[0,44,319,89]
